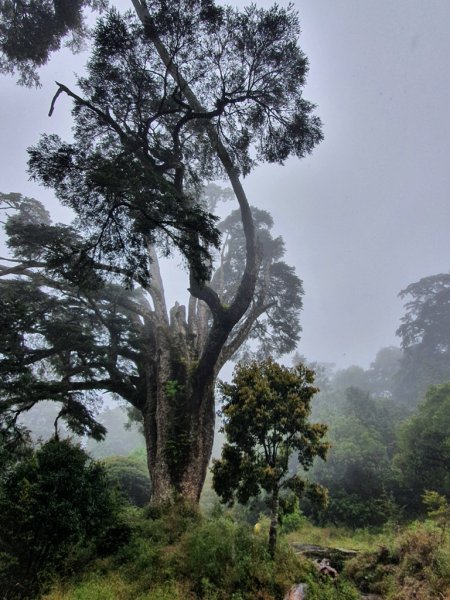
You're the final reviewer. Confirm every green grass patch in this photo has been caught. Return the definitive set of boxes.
[284,519,394,552]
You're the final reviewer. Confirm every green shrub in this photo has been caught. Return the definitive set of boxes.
[281,508,307,533]
[178,516,307,599]
[102,454,151,507]
[345,521,450,599]
[0,438,124,599]
[344,546,397,595]
[303,578,360,600]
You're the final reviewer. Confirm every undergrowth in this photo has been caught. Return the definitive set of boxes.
[42,504,360,600]
[344,520,450,599]
[41,497,450,600]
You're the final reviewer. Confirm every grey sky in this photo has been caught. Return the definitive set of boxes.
[1,0,449,370]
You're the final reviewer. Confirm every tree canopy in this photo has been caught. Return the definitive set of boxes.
[0,0,106,86]
[26,3,322,283]
[395,273,450,405]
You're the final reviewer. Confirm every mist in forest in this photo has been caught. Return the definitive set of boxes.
[2,0,449,372]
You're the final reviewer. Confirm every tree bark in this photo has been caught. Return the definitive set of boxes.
[269,486,279,559]
[142,345,216,504]
[139,259,218,503]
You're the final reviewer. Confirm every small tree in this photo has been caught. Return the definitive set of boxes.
[212,358,328,557]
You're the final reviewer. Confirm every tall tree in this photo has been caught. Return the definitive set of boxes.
[0,1,322,503]
[0,188,304,503]
[395,273,450,406]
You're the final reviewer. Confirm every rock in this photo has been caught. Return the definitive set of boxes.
[284,583,308,600]
[291,543,358,560]
[314,558,338,578]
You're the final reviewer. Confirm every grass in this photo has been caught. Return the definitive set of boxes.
[44,576,191,600]
[284,520,395,552]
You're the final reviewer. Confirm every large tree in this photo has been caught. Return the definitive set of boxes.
[0,189,304,503]
[395,273,450,406]
[0,1,322,503]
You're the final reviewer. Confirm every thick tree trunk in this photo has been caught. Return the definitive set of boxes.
[140,300,217,504]
[177,381,215,502]
[142,343,173,504]
[142,372,215,504]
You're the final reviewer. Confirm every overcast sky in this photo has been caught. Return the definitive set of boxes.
[1,0,450,370]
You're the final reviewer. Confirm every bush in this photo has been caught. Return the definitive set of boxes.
[345,521,450,599]
[281,508,307,534]
[178,516,307,599]
[41,508,363,600]
[0,438,124,599]
[102,453,151,507]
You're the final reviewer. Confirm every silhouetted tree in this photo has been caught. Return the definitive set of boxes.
[395,273,450,405]
[0,0,322,503]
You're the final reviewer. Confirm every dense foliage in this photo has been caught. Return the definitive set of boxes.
[394,382,450,515]
[103,451,152,507]
[0,437,123,599]
[300,336,450,527]
[0,0,106,86]
[39,504,360,600]
[310,387,400,527]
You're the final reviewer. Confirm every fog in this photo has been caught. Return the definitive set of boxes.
[1,0,450,369]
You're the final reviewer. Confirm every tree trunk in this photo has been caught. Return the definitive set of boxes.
[177,380,215,502]
[269,486,279,559]
[142,371,215,504]
[140,300,217,505]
